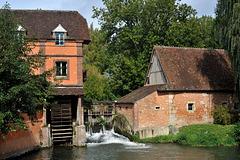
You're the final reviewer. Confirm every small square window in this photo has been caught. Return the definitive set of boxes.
[188,103,194,111]
[56,62,67,77]
[55,32,65,46]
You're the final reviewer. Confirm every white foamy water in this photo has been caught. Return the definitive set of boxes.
[86,127,150,149]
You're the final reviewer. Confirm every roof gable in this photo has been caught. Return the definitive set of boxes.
[12,10,91,43]
[53,24,67,33]
[145,50,167,85]
[153,46,234,91]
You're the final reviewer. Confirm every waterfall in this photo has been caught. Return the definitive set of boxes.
[86,126,150,149]
[86,127,130,144]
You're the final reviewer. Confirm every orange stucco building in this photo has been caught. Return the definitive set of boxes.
[0,10,90,159]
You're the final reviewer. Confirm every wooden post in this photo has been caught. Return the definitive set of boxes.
[77,96,84,125]
[101,103,104,115]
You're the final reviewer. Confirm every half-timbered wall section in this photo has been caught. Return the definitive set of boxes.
[145,50,167,85]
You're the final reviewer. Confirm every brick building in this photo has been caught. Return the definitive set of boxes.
[0,9,90,158]
[116,46,235,139]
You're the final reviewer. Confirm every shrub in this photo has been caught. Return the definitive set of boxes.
[233,121,240,145]
[212,105,231,125]
[175,124,236,146]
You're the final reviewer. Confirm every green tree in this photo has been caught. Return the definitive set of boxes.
[83,24,116,101]
[83,24,108,74]
[166,15,219,48]
[215,0,240,105]
[93,0,214,97]
[0,4,55,138]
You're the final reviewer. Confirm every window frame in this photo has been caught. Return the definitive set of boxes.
[155,106,160,110]
[55,32,65,46]
[187,102,195,112]
[54,59,70,80]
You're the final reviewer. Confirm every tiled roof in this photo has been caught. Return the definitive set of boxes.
[117,46,234,103]
[53,87,84,96]
[154,46,234,91]
[12,10,91,44]
[117,84,172,103]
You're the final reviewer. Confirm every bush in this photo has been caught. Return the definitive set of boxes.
[175,124,236,146]
[212,105,231,125]
[233,121,240,145]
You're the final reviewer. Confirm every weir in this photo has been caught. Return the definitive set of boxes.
[85,125,150,153]
[86,126,130,144]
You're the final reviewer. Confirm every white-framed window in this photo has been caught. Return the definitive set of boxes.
[56,61,67,77]
[55,32,65,46]
[187,103,194,111]
[52,24,67,46]
[15,25,26,45]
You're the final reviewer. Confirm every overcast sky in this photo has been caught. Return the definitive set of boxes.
[0,0,217,28]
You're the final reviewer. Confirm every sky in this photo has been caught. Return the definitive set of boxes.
[0,0,217,28]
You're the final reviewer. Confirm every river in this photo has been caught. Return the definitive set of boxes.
[18,128,240,160]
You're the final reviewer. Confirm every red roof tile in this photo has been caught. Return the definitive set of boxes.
[117,46,234,103]
[154,46,234,91]
[12,10,91,44]
[117,84,172,103]
[53,87,84,96]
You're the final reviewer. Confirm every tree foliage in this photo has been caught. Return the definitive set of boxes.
[93,0,217,97]
[166,15,219,48]
[215,0,240,105]
[83,24,116,101]
[0,4,55,138]
[211,105,232,125]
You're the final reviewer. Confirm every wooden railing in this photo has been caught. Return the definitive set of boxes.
[85,101,115,116]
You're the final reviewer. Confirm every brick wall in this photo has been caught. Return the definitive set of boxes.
[0,112,43,159]
[137,91,169,129]
[169,92,212,127]
[118,91,233,138]
[115,103,134,129]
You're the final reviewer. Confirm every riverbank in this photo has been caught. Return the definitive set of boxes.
[135,124,238,147]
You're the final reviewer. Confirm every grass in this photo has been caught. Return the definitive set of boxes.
[135,124,237,147]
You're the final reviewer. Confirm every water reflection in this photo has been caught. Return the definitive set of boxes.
[17,127,240,160]
[18,143,240,160]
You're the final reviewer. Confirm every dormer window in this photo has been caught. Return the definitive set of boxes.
[55,32,64,46]
[52,24,67,46]
[15,25,26,44]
